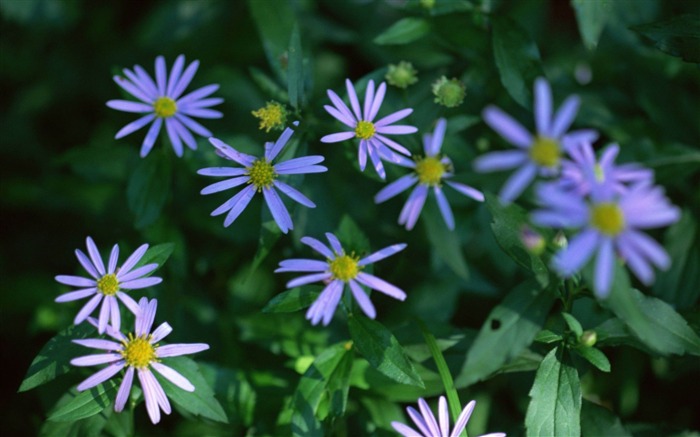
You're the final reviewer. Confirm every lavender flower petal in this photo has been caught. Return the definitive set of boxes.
[349,280,376,319]
[151,322,173,343]
[427,118,447,156]
[156,343,210,358]
[287,272,332,288]
[208,138,256,166]
[625,229,670,269]
[114,367,135,412]
[138,369,161,424]
[55,275,96,288]
[534,78,552,136]
[375,125,418,135]
[499,163,537,203]
[98,297,111,333]
[553,228,599,276]
[76,361,125,391]
[117,263,158,282]
[406,406,433,436]
[267,124,297,161]
[301,236,334,259]
[274,155,327,174]
[483,105,533,148]
[71,353,122,366]
[175,112,212,137]
[211,185,256,222]
[165,55,185,96]
[118,243,148,276]
[275,259,329,273]
[368,82,387,121]
[445,181,485,202]
[115,114,156,139]
[418,398,441,437]
[154,56,167,94]
[171,60,200,99]
[165,118,184,157]
[200,176,249,195]
[324,105,355,127]
[358,243,407,266]
[56,288,97,303]
[136,298,157,337]
[106,100,153,113]
[374,174,418,203]
[274,181,316,208]
[399,185,428,230]
[392,422,422,437]
[356,272,406,300]
[473,150,528,172]
[434,186,456,230]
[109,296,121,332]
[75,249,100,279]
[113,75,153,103]
[450,400,476,437]
[263,187,293,234]
[74,294,103,325]
[85,237,106,276]
[151,362,195,391]
[140,117,163,157]
[326,89,356,123]
[345,78,362,120]
[117,291,140,315]
[363,80,375,121]
[177,83,219,106]
[120,277,162,290]
[73,339,121,351]
[367,143,386,179]
[325,233,343,254]
[374,108,413,128]
[321,131,356,143]
[594,238,615,297]
[197,167,247,177]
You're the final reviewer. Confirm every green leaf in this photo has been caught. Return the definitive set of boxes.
[581,400,631,437]
[19,323,96,392]
[287,24,303,109]
[456,279,555,387]
[336,215,370,255]
[535,329,563,344]
[249,67,289,102]
[592,318,652,353]
[126,153,171,229]
[262,286,322,313]
[374,17,430,45]
[47,380,118,422]
[348,315,424,388]
[631,14,700,63]
[491,16,544,108]
[248,0,295,78]
[424,205,469,280]
[571,0,610,50]
[291,343,354,437]
[132,242,174,275]
[574,346,611,372]
[199,363,256,428]
[41,408,111,437]
[157,356,229,423]
[248,220,283,277]
[525,347,581,437]
[485,194,549,286]
[562,312,583,337]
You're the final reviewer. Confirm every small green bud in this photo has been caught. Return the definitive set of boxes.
[432,76,466,108]
[579,330,597,348]
[521,225,545,255]
[385,61,418,89]
[553,231,568,249]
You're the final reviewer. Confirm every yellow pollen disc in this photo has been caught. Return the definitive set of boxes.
[153,97,177,118]
[355,121,376,140]
[251,102,286,133]
[246,159,277,191]
[529,136,561,168]
[415,156,446,186]
[121,333,157,368]
[590,202,626,236]
[97,274,119,296]
[329,254,361,282]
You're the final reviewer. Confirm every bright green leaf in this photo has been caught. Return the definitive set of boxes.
[374,18,430,45]
[132,242,174,276]
[535,329,563,344]
[262,286,322,313]
[562,312,584,337]
[47,380,118,422]
[575,346,611,372]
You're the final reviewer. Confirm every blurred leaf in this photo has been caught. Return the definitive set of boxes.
[288,24,303,109]
[491,16,543,108]
[291,343,353,437]
[199,363,256,429]
[348,315,424,388]
[525,347,581,437]
[574,346,611,372]
[19,323,95,392]
[41,408,110,437]
[571,0,610,50]
[457,279,555,386]
[249,220,283,276]
[157,356,229,424]
[424,205,469,280]
[249,67,289,102]
[562,312,583,337]
[126,153,171,229]
[103,408,133,437]
[336,215,370,255]
[262,286,322,313]
[581,400,631,437]
[535,329,563,344]
[47,380,118,422]
[593,318,653,353]
[374,18,430,45]
[132,242,175,276]
[632,14,700,63]
[486,194,549,286]
[248,0,295,77]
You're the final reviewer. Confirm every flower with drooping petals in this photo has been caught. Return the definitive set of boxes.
[108,54,223,157]
[198,122,326,233]
[375,118,484,230]
[275,233,407,325]
[392,396,506,437]
[532,179,680,298]
[55,237,162,334]
[474,77,597,202]
[321,78,418,179]
[71,298,209,425]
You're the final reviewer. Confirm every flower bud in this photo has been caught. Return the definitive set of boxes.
[579,330,597,347]
[432,76,466,108]
[386,61,418,89]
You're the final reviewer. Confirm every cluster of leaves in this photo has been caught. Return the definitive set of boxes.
[2,0,699,436]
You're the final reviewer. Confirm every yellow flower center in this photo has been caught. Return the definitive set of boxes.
[246,159,277,191]
[153,97,177,118]
[251,101,287,133]
[120,333,157,368]
[329,254,361,282]
[590,202,626,236]
[529,136,561,168]
[355,121,376,140]
[415,156,446,186]
[97,274,119,296]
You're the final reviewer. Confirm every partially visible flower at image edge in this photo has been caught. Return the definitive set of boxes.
[198,122,327,234]
[108,54,223,158]
[375,118,484,230]
[321,78,418,179]
[55,236,162,334]
[275,232,407,325]
[70,298,209,425]
[392,396,506,437]
[473,77,597,203]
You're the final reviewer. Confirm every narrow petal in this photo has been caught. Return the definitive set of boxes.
[375,125,418,135]
[156,343,210,358]
[550,95,580,138]
[119,244,149,276]
[483,105,533,148]
[55,275,96,288]
[143,369,171,415]
[473,150,528,172]
[326,89,356,124]
[553,229,599,276]
[208,137,256,166]
[87,317,126,342]
[438,397,450,437]
[151,362,195,391]
[618,234,654,285]
[140,117,163,157]
[273,181,316,208]
[367,143,386,180]
[76,361,124,391]
[107,245,119,274]
[625,230,670,269]
[72,338,121,351]
[86,237,106,276]
[106,100,153,113]
[320,131,355,143]
[175,113,211,137]
[165,118,184,157]
[56,288,97,303]
[74,294,103,325]
[117,292,141,315]
[324,233,343,254]
[374,108,413,128]
[374,174,418,203]
[301,236,334,259]
[171,60,200,99]
[445,181,485,202]
[434,186,456,230]
[324,105,355,128]
[182,97,223,109]
[170,116,198,151]
[151,322,173,343]
[406,406,433,436]
[287,272,332,288]
[358,140,368,171]
[450,400,476,437]
[313,280,344,326]
[275,259,329,273]
[113,75,153,103]
[267,124,297,161]
[177,83,219,106]
[120,276,162,290]
[155,56,167,95]
[114,367,135,412]
[109,296,121,332]
[428,118,447,156]
[368,82,387,121]
[98,297,111,334]
[391,422,422,437]
[263,187,293,234]
[136,298,157,337]
[374,134,411,156]
[534,78,552,136]
[117,263,158,282]
[348,280,376,319]
[115,114,156,139]
[138,369,161,424]
[197,167,246,177]
[75,249,100,279]
[356,272,406,301]
[358,243,407,266]
[133,65,159,97]
[362,80,375,121]
[71,353,122,366]
[221,186,257,227]
[498,163,537,203]
[417,398,441,437]
[274,155,326,174]
[200,176,249,195]
[594,237,615,298]
[345,78,362,120]
[399,185,428,231]
[165,54,185,96]
[180,107,223,119]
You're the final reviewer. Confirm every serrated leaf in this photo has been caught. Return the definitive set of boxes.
[485,194,549,286]
[374,18,430,45]
[631,14,700,63]
[19,323,96,392]
[348,315,424,388]
[126,153,171,229]
[424,205,469,280]
[492,16,544,108]
[525,347,581,437]
[562,312,583,337]
[456,279,555,387]
[48,380,118,422]
[288,24,303,108]
[132,242,174,276]
[292,343,353,437]
[571,0,610,50]
[157,356,229,423]
[581,400,631,437]
[575,346,611,372]
[262,286,322,313]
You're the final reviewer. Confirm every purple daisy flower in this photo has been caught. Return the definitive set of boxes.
[321,78,418,179]
[55,237,162,334]
[474,77,598,202]
[532,181,680,297]
[71,298,209,425]
[374,118,484,230]
[559,141,653,196]
[108,54,223,158]
[275,232,407,325]
[391,396,506,437]
[198,122,326,234]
